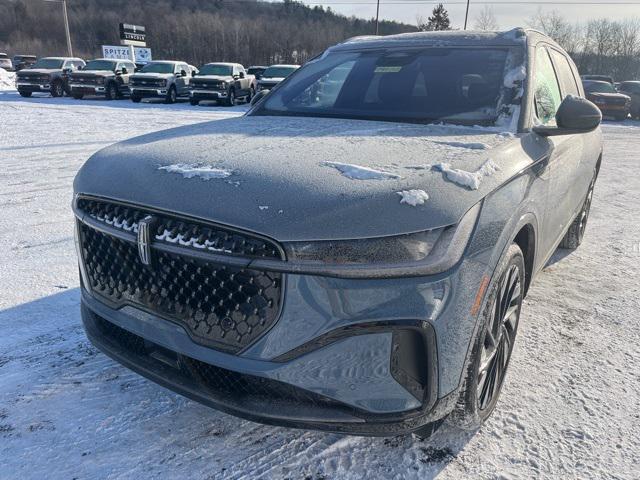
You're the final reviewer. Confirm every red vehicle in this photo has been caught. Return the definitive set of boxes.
[583,80,630,120]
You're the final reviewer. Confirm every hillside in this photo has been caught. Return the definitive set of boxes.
[0,0,417,65]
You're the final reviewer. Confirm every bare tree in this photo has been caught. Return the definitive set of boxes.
[528,8,582,53]
[474,5,498,31]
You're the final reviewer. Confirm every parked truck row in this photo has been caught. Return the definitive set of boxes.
[13,56,299,106]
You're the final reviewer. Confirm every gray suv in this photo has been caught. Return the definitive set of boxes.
[69,59,136,100]
[16,57,85,97]
[73,29,602,438]
[129,61,192,104]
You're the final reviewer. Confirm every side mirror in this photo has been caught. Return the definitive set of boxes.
[239,71,245,79]
[250,89,270,106]
[63,67,72,74]
[121,67,128,75]
[180,70,187,77]
[533,95,602,137]
[115,69,123,75]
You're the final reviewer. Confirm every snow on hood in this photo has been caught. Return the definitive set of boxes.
[75,115,523,241]
[131,73,173,79]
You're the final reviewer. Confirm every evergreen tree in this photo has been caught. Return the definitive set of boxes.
[418,4,451,31]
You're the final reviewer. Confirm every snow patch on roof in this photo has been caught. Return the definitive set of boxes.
[504,65,526,88]
[158,164,233,180]
[322,161,401,180]
[397,189,429,206]
[434,159,501,190]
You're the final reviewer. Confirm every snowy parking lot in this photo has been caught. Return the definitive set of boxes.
[1,90,639,480]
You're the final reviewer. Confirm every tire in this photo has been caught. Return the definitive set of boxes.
[226,88,235,106]
[247,86,255,103]
[72,93,84,100]
[105,82,117,101]
[190,98,199,106]
[131,94,142,103]
[51,80,64,97]
[560,174,596,250]
[164,86,177,104]
[19,91,32,98]
[448,243,525,430]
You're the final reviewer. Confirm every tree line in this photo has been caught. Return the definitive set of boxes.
[0,0,415,66]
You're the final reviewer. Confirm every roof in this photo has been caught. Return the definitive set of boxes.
[332,28,534,52]
[267,64,300,68]
[147,60,183,64]
[41,56,84,61]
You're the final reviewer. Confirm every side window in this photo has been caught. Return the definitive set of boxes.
[549,49,580,98]
[534,48,562,125]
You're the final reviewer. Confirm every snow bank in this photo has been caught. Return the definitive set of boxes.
[322,161,400,180]
[435,159,500,190]
[0,67,16,91]
[397,189,429,206]
[158,164,232,180]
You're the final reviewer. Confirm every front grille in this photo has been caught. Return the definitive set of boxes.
[131,78,165,87]
[18,74,47,82]
[77,197,284,353]
[92,312,352,413]
[192,80,224,89]
[71,76,99,85]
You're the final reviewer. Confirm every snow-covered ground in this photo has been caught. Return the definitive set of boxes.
[1,91,639,479]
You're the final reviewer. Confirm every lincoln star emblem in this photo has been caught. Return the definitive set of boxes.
[137,216,155,266]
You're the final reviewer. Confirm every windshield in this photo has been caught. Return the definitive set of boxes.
[32,58,64,69]
[262,66,298,78]
[255,48,513,125]
[198,64,233,76]
[585,82,616,94]
[140,63,174,74]
[84,60,117,71]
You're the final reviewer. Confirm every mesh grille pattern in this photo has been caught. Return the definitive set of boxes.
[80,223,283,353]
[77,197,281,259]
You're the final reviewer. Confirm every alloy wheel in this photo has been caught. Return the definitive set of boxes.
[477,263,522,411]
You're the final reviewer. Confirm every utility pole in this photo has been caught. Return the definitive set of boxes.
[43,0,73,56]
[464,0,471,30]
[375,0,380,35]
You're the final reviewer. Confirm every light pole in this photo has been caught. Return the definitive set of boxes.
[375,0,380,35]
[43,0,73,56]
[464,0,471,30]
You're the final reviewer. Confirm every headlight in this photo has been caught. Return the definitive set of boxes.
[277,203,481,278]
[95,77,105,85]
[220,81,227,89]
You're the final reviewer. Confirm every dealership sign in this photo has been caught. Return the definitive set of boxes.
[119,23,146,47]
[102,45,152,64]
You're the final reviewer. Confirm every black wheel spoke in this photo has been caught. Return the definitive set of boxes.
[477,261,522,411]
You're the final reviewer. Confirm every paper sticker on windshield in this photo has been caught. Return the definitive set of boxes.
[375,66,402,73]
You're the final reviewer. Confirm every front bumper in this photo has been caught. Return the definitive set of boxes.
[16,82,51,92]
[82,290,458,435]
[131,87,168,98]
[190,89,228,100]
[70,84,106,95]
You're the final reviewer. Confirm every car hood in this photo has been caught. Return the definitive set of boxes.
[588,92,630,101]
[72,70,113,77]
[192,75,231,81]
[259,78,285,84]
[17,68,59,76]
[74,116,526,241]
[131,73,173,80]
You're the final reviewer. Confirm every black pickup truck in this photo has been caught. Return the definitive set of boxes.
[15,57,85,97]
[189,63,255,106]
[69,58,136,100]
